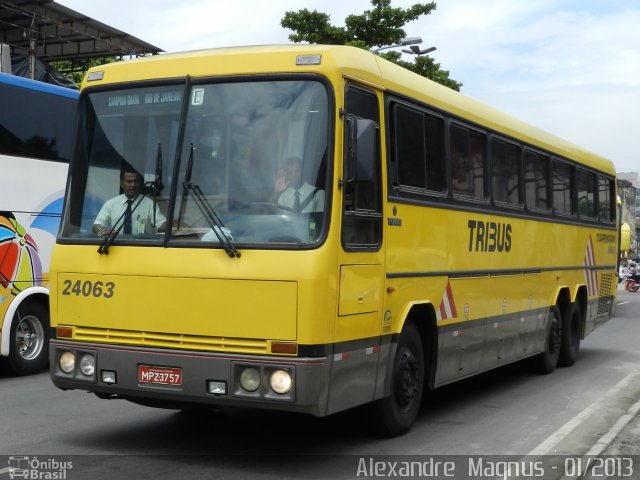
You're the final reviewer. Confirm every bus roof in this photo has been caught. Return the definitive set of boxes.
[0,71,79,99]
[83,44,614,175]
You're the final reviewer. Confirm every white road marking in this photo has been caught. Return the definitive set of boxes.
[528,370,640,456]
[556,400,640,480]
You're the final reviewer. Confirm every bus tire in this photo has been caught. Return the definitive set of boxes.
[559,302,581,367]
[373,322,424,437]
[532,305,562,374]
[3,302,49,376]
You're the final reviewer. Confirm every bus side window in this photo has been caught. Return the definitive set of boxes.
[524,150,550,211]
[552,159,574,216]
[451,124,486,201]
[598,176,615,223]
[576,168,596,219]
[491,137,521,206]
[390,103,446,195]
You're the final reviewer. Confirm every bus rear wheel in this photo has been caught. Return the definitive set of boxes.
[373,322,424,437]
[3,302,49,376]
[532,305,562,374]
[559,302,581,367]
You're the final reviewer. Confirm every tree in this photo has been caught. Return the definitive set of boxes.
[281,0,462,91]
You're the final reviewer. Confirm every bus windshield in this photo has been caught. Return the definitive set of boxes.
[61,79,330,248]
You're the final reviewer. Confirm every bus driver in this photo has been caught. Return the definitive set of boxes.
[93,166,167,235]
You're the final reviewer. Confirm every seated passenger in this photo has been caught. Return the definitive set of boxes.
[272,157,324,212]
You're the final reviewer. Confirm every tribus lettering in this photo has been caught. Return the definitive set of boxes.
[468,220,512,252]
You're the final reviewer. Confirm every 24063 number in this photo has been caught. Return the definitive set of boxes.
[62,280,115,298]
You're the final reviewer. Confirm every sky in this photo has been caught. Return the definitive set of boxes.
[56,0,640,174]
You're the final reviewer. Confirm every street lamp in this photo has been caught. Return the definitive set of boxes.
[397,36,423,47]
[373,37,422,52]
[402,45,437,56]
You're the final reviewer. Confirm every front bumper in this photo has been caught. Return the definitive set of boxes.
[50,340,330,416]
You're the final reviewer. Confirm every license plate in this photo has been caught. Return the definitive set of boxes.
[138,365,182,386]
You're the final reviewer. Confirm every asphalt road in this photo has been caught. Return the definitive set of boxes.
[1,286,639,479]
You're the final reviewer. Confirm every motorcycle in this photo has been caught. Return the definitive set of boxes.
[625,276,640,292]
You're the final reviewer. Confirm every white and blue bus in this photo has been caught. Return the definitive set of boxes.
[0,71,78,375]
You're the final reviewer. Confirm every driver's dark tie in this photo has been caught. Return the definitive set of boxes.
[123,199,133,234]
[293,190,300,212]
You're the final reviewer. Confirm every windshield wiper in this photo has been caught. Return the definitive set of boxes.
[181,144,240,258]
[148,143,164,226]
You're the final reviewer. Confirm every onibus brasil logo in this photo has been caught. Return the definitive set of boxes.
[4,456,72,479]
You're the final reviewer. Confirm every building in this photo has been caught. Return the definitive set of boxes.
[617,172,639,259]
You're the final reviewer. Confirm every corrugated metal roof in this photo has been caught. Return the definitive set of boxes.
[0,0,162,61]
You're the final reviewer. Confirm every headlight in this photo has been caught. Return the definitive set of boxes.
[79,354,96,376]
[269,369,292,394]
[59,351,75,373]
[239,367,261,392]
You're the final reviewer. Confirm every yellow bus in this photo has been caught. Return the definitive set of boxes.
[49,45,617,436]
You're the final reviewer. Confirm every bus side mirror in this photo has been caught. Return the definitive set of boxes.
[344,115,376,184]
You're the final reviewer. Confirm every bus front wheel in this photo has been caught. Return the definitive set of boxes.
[3,302,49,375]
[373,322,424,437]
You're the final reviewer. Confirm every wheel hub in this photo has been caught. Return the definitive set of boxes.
[395,351,420,408]
[15,315,43,360]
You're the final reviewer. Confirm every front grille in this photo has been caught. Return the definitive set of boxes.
[67,326,270,355]
[598,273,614,314]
